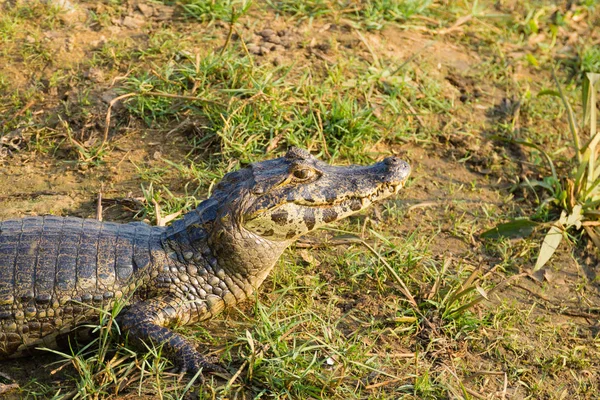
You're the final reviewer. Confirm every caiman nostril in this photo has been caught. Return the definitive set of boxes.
[384,156,401,166]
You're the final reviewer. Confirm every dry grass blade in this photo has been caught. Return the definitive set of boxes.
[354,238,417,309]
[426,258,451,300]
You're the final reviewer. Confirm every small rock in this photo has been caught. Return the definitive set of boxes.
[274,45,285,52]
[90,36,107,49]
[107,26,121,35]
[272,57,282,66]
[43,31,61,39]
[85,68,104,82]
[100,90,118,105]
[264,35,281,45]
[247,44,261,55]
[137,3,154,18]
[153,5,174,21]
[122,16,144,29]
[259,28,276,38]
[259,46,270,55]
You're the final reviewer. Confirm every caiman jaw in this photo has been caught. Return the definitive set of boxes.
[295,180,405,208]
[242,153,411,241]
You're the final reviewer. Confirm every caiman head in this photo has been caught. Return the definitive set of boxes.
[203,146,410,287]
[209,147,410,243]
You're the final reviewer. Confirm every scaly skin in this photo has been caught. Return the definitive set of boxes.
[0,147,411,374]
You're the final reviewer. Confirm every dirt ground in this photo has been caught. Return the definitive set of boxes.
[1,0,600,399]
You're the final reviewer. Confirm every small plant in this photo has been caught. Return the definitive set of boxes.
[179,0,252,22]
[483,72,600,271]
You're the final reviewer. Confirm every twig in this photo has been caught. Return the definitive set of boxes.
[220,6,237,56]
[151,199,182,227]
[8,99,36,123]
[140,91,221,104]
[438,14,473,35]
[103,93,137,148]
[365,377,403,390]
[96,184,104,221]
[463,386,487,400]
[314,109,331,158]
[225,359,249,391]
[400,95,425,128]
[354,29,380,67]
[365,352,415,358]
[408,201,440,212]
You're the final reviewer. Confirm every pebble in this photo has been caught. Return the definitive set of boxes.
[264,35,281,45]
[137,3,154,18]
[247,44,261,55]
[259,28,276,38]
[122,16,144,29]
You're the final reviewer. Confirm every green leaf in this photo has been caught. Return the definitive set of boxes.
[533,225,564,271]
[537,89,561,97]
[526,53,539,67]
[552,68,581,161]
[480,219,539,239]
[582,73,600,127]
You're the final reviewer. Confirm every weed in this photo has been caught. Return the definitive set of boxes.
[484,72,600,270]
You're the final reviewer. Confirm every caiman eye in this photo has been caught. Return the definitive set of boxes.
[292,168,314,181]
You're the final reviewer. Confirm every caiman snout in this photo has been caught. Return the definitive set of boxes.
[382,156,411,185]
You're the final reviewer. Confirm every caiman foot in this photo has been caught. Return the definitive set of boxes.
[176,353,228,376]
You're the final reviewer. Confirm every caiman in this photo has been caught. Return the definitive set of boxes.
[0,147,410,374]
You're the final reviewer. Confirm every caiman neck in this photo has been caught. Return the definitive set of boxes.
[208,224,290,288]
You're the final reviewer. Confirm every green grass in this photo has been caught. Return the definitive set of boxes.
[265,0,432,29]
[119,48,417,163]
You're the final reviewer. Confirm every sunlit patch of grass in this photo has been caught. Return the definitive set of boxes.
[179,0,252,22]
[265,0,432,29]
[580,45,600,74]
[119,47,414,163]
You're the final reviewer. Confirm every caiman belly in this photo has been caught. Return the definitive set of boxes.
[0,216,155,358]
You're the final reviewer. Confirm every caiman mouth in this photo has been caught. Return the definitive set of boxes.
[293,181,405,208]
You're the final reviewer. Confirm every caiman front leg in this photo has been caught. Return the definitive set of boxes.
[118,296,226,374]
